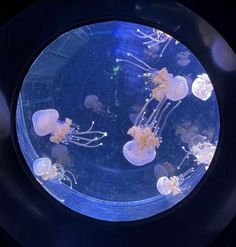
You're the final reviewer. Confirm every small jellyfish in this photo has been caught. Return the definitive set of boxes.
[116,53,188,101]
[32,109,107,147]
[192,73,213,101]
[175,121,199,145]
[84,95,117,121]
[177,135,217,169]
[134,28,173,57]
[156,167,194,196]
[176,51,191,67]
[33,157,77,189]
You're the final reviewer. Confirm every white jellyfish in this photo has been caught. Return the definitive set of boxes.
[177,135,217,169]
[33,157,77,189]
[84,95,117,121]
[176,51,191,67]
[116,53,188,102]
[156,167,194,196]
[32,109,107,147]
[192,73,213,101]
[123,97,182,166]
[134,28,173,57]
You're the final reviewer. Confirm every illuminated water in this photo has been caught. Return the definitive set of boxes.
[16,21,220,221]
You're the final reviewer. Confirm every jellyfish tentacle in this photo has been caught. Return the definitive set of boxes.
[68,139,103,148]
[65,170,77,185]
[116,58,153,72]
[149,98,167,129]
[63,175,73,189]
[154,102,171,135]
[159,38,172,57]
[134,97,154,126]
[158,100,182,137]
[126,52,156,71]
[177,152,190,170]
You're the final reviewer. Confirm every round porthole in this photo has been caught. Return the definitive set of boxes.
[16,20,220,222]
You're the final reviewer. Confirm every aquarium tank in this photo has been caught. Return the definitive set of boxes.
[16,21,220,222]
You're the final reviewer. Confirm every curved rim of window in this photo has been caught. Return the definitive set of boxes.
[11,16,222,224]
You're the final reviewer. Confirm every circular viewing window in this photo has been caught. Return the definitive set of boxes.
[16,20,220,222]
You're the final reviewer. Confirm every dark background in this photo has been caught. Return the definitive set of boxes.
[0,0,235,246]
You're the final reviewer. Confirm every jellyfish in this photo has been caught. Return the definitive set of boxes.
[175,121,199,145]
[116,53,189,102]
[33,157,77,189]
[134,28,173,57]
[32,109,107,147]
[176,51,191,67]
[123,98,182,166]
[177,135,217,169]
[156,167,194,196]
[84,95,117,121]
[192,73,213,101]
[51,144,72,166]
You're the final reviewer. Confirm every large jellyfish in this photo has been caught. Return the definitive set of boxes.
[123,97,182,166]
[177,135,217,169]
[33,157,77,189]
[32,109,107,147]
[116,53,189,102]
[176,51,191,67]
[192,73,213,101]
[134,28,173,57]
[156,167,194,196]
[84,94,117,121]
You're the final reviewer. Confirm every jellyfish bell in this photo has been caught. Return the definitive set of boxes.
[166,75,188,101]
[32,109,59,136]
[156,176,181,196]
[123,140,156,166]
[192,73,213,101]
[33,157,52,176]
[156,176,171,195]
[84,95,101,110]
[176,51,191,67]
[190,134,206,147]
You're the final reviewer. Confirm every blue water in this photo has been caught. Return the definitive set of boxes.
[16,21,220,221]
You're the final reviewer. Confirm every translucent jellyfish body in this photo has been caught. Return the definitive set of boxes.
[134,28,173,57]
[116,53,188,102]
[178,135,217,169]
[123,127,160,166]
[32,109,107,147]
[123,96,182,166]
[176,51,191,67]
[33,157,77,189]
[84,95,117,121]
[192,73,213,101]
[156,168,194,196]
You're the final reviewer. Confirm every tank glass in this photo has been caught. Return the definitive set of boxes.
[16,21,220,222]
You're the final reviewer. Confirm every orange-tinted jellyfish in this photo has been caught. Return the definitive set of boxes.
[33,157,77,189]
[156,167,194,196]
[177,135,217,169]
[32,109,107,148]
